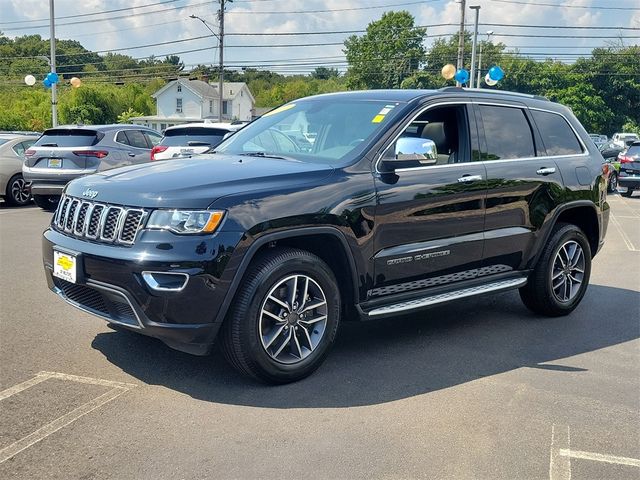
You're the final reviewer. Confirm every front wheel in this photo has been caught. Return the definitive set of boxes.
[220,247,341,384]
[520,223,591,317]
[621,188,634,198]
[5,174,31,206]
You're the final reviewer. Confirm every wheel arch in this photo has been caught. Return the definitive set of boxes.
[531,201,600,268]
[214,227,360,323]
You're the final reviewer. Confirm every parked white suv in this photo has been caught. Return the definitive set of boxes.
[611,132,639,149]
[151,123,245,161]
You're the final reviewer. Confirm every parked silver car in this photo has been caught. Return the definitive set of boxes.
[0,133,38,206]
[23,125,162,210]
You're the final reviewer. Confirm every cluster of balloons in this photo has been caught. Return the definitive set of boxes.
[24,74,82,88]
[485,66,504,86]
[441,63,505,87]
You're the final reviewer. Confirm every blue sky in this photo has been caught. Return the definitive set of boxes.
[2,0,639,75]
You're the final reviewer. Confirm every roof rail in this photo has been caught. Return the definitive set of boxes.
[438,86,549,102]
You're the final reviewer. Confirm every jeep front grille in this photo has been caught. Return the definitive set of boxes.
[54,195,146,246]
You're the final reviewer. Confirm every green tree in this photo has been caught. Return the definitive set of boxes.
[344,11,426,89]
[311,67,339,80]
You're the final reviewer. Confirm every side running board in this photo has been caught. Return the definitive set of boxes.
[367,277,527,317]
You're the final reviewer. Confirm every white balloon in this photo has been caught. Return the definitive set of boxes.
[24,74,36,86]
[485,73,498,86]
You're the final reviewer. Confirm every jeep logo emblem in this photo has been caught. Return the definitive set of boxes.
[82,188,98,199]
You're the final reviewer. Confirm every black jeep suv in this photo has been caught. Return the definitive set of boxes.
[43,88,609,383]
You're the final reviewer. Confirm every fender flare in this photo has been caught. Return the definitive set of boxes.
[529,200,600,268]
[214,226,360,323]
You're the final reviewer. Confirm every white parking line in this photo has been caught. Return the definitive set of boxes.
[609,214,638,252]
[549,424,572,480]
[559,449,640,468]
[0,371,136,464]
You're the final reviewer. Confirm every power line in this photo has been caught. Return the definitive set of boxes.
[0,0,215,31]
[227,0,444,15]
[0,0,183,25]
[487,0,640,10]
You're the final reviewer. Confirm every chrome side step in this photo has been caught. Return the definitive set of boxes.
[367,277,527,317]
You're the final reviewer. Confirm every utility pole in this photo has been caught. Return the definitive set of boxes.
[49,0,58,127]
[456,0,466,87]
[218,0,225,122]
[469,5,480,90]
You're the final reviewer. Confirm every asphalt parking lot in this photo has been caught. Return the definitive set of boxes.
[1,193,638,480]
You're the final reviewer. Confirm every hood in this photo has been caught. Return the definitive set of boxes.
[64,154,335,209]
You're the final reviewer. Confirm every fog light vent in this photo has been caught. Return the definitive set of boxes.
[142,271,189,292]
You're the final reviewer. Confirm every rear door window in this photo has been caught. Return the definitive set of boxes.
[124,130,149,149]
[34,129,102,147]
[160,127,228,147]
[531,110,583,156]
[479,105,535,160]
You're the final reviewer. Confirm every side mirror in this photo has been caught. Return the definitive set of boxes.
[391,137,438,164]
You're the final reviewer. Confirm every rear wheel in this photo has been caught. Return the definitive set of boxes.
[520,223,591,317]
[607,172,617,193]
[220,247,341,384]
[5,174,31,206]
[32,194,60,211]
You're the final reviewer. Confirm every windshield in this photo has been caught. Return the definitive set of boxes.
[214,98,405,165]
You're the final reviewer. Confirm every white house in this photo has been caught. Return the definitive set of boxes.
[131,78,255,131]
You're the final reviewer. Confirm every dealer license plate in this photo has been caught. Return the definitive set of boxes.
[53,250,77,283]
[48,158,62,168]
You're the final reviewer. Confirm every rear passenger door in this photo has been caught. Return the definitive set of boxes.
[476,102,566,273]
[115,129,152,165]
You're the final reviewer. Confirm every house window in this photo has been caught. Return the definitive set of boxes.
[177,84,182,92]
[160,123,167,131]
[176,98,183,113]
[222,101,230,115]
[209,100,213,113]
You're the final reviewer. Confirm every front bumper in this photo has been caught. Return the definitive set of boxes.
[43,226,244,355]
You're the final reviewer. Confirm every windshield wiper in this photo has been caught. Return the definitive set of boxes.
[238,151,287,160]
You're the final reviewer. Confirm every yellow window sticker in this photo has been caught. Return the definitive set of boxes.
[263,103,296,117]
[372,114,385,123]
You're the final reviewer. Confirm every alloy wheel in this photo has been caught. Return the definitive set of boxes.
[10,177,30,205]
[551,240,585,303]
[259,274,328,364]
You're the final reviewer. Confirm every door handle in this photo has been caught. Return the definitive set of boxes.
[128,153,136,157]
[536,167,556,176]
[457,175,483,183]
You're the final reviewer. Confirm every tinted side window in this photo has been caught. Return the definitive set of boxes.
[116,131,129,145]
[479,105,535,160]
[531,110,583,156]
[125,130,149,149]
[144,131,162,147]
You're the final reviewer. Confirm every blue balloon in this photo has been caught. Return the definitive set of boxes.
[454,68,470,85]
[46,72,59,84]
[488,66,504,82]
[43,78,52,88]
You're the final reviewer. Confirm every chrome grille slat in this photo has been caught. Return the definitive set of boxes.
[52,195,146,246]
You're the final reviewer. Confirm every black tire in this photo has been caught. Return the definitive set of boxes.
[32,194,60,211]
[519,223,591,317]
[621,188,634,198]
[607,172,617,193]
[5,174,31,206]
[220,247,341,384]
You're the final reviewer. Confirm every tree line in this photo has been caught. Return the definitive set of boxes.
[1,11,638,134]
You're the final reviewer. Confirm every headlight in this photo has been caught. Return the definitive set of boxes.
[146,210,224,234]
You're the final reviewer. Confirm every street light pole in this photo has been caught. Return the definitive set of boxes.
[477,30,493,88]
[49,0,58,127]
[469,5,480,90]
[456,0,466,87]
[218,0,225,122]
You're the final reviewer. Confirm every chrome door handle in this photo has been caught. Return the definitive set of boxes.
[457,175,483,183]
[536,167,556,175]
[128,153,136,157]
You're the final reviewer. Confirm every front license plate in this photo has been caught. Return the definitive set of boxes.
[53,250,77,283]
[48,158,62,168]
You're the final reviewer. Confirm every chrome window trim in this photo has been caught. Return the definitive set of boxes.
[374,99,590,175]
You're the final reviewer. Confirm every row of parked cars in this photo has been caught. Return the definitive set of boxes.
[590,132,640,196]
[1,122,243,210]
